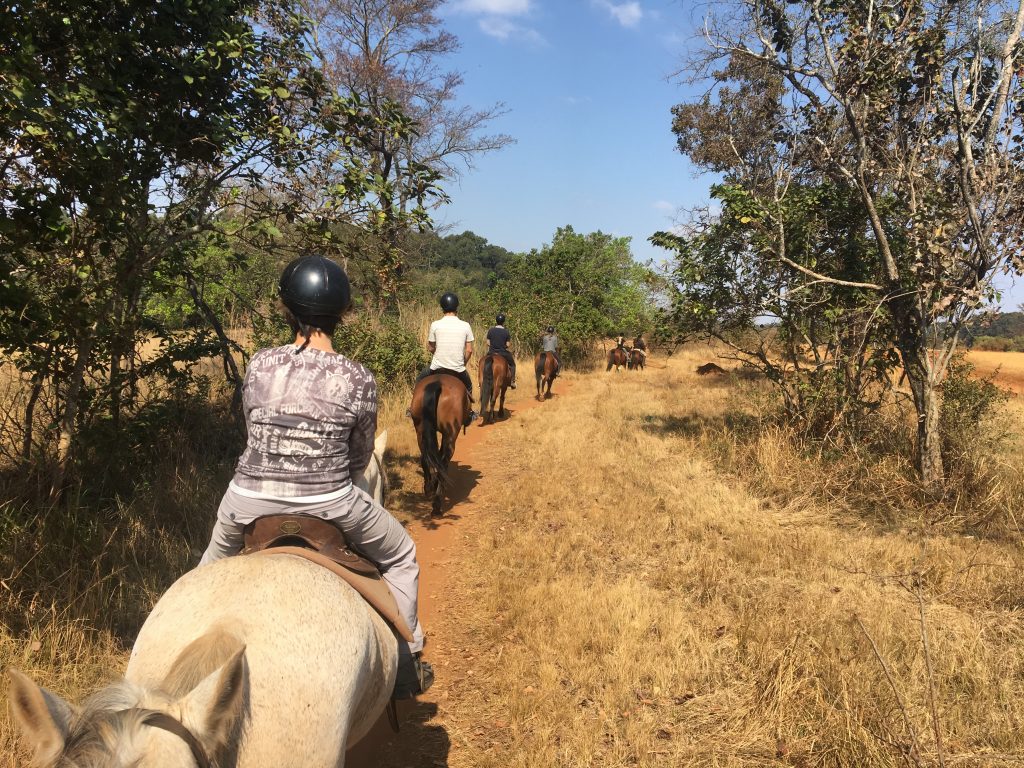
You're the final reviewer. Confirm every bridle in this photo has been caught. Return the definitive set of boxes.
[125,709,212,768]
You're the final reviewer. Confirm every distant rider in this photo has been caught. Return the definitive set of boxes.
[417,292,478,420]
[633,332,648,361]
[485,313,517,388]
[199,255,432,699]
[540,325,561,373]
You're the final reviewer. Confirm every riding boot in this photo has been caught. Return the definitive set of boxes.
[393,652,435,700]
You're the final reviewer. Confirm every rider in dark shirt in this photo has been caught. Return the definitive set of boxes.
[485,313,516,388]
[633,332,648,360]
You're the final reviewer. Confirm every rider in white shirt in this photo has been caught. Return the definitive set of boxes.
[415,292,477,420]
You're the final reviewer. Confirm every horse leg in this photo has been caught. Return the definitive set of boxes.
[499,384,507,418]
[433,431,456,516]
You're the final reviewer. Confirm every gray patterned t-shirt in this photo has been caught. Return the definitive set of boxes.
[231,345,377,498]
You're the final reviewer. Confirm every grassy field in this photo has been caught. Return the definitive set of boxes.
[2,346,1023,766]
[967,350,1024,395]
[434,348,1024,767]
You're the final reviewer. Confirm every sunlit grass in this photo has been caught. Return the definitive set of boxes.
[438,349,1024,766]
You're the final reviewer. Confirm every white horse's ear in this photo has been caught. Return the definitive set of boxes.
[178,647,247,752]
[374,429,388,459]
[8,668,76,766]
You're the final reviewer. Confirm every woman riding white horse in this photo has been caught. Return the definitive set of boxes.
[9,256,431,766]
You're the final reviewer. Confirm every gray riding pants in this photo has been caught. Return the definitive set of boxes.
[199,486,425,653]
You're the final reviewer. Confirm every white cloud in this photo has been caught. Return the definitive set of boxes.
[594,0,643,28]
[458,0,536,13]
[479,17,544,43]
[453,0,532,14]
[453,0,542,42]
[479,17,517,38]
[565,95,592,105]
[653,200,675,213]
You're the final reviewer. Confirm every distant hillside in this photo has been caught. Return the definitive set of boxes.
[404,230,513,305]
[964,311,1024,351]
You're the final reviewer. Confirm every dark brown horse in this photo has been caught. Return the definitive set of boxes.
[478,353,512,425]
[606,347,628,372]
[628,348,645,371]
[409,374,470,516]
[535,351,558,401]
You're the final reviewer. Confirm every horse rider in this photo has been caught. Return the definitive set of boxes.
[540,325,561,373]
[485,312,517,389]
[416,291,478,422]
[615,333,628,353]
[199,255,432,699]
[633,331,648,361]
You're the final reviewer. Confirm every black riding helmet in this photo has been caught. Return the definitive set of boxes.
[279,255,351,322]
[440,292,459,312]
[546,325,555,333]
[496,312,507,325]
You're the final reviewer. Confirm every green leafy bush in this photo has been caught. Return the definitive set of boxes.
[334,315,426,392]
[940,356,1009,477]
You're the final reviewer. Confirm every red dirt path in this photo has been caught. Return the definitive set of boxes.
[345,381,567,767]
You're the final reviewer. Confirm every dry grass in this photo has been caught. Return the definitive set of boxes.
[437,349,1024,767]
[967,350,1024,396]
[3,344,1023,766]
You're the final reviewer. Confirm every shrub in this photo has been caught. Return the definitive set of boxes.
[334,315,426,392]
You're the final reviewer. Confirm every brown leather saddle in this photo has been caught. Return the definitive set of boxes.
[241,514,414,643]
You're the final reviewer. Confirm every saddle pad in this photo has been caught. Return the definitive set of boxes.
[253,547,415,643]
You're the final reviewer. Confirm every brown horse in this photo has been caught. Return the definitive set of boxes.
[607,347,628,372]
[478,353,512,425]
[535,351,558,401]
[628,348,645,371]
[409,374,470,516]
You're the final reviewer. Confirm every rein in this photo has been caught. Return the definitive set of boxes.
[128,709,212,767]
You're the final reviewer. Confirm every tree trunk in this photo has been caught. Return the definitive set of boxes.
[50,327,96,501]
[185,270,243,411]
[900,342,945,492]
[21,372,45,463]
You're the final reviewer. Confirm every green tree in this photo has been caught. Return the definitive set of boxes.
[0,0,440,495]
[303,0,513,310]
[667,0,1024,489]
[490,227,657,367]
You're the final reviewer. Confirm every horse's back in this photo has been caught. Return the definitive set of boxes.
[128,554,396,764]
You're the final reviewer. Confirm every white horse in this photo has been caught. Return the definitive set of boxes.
[9,432,395,768]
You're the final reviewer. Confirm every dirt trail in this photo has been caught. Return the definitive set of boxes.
[346,380,569,767]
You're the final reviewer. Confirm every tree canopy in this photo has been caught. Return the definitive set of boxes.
[658,0,1024,488]
[491,226,658,366]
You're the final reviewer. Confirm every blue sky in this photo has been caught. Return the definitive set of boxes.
[432,0,1024,310]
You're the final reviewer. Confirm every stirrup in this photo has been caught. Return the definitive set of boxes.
[393,655,434,700]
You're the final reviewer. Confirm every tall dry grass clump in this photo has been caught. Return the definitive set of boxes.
[440,350,1024,766]
[695,353,1024,536]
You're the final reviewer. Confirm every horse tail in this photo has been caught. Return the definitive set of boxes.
[606,350,613,372]
[419,379,447,485]
[481,356,494,415]
[537,352,547,377]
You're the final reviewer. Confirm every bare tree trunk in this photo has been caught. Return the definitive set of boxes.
[185,269,243,410]
[899,339,945,492]
[50,327,96,501]
[21,373,45,464]
[110,295,124,432]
